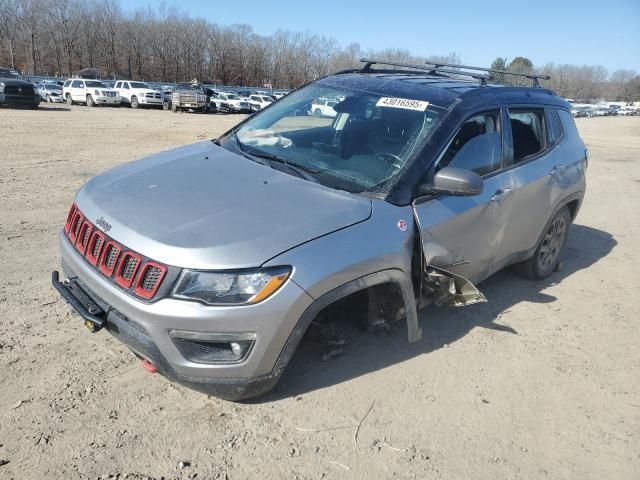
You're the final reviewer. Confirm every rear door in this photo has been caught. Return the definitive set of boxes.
[71,80,84,101]
[498,107,558,259]
[413,109,516,284]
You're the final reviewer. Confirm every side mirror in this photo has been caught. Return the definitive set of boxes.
[426,166,484,197]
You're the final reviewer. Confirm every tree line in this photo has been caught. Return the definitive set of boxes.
[0,0,638,102]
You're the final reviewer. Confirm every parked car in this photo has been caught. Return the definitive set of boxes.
[171,82,208,112]
[52,59,587,401]
[211,91,251,113]
[311,98,338,117]
[0,68,40,108]
[247,94,273,111]
[62,78,120,107]
[36,83,64,103]
[114,80,163,108]
[273,91,288,100]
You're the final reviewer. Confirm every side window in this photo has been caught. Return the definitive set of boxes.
[546,108,563,145]
[115,81,121,88]
[123,82,130,89]
[438,110,502,176]
[71,80,81,88]
[64,80,71,88]
[508,109,545,163]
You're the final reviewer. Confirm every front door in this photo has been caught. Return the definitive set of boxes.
[413,109,516,284]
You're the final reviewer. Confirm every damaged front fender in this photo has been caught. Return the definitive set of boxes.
[423,265,487,307]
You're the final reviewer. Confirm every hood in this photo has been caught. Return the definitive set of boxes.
[76,141,372,269]
[0,78,33,87]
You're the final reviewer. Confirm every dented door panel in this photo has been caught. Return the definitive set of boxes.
[413,171,516,285]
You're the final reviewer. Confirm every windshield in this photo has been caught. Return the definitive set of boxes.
[227,82,441,193]
[177,83,203,91]
[86,81,106,88]
[130,82,149,89]
[226,94,239,100]
[46,84,62,90]
[0,69,20,80]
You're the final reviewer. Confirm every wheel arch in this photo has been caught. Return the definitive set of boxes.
[270,269,421,380]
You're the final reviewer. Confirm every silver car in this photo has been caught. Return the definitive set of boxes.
[53,60,587,400]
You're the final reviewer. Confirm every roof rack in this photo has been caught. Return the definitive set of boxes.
[423,61,550,87]
[360,58,490,86]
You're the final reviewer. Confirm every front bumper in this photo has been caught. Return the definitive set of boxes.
[55,231,314,400]
[0,93,40,106]
[95,95,120,105]
[139,97,163,106]
[47,95,65,103]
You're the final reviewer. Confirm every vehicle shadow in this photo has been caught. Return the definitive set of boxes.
[35,106,71,112]
[264,224,617,400]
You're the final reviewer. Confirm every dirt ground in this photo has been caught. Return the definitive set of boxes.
[0,105,638,480]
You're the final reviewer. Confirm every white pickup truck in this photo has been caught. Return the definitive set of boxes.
[114,80,163,108]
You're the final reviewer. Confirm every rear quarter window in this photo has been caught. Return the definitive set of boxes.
[547,108,564,145]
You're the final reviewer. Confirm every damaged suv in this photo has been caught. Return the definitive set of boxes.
[53,59,587,400]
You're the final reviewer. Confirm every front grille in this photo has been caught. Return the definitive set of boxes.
[5,85,33,95]
[63,203,168,301]
[91,235,104,259]
[106,247,118,269]
[122,256,139,280]
[180,93,197,103]
[135,263,166,299]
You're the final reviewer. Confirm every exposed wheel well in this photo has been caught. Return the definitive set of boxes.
[566,199,580,220]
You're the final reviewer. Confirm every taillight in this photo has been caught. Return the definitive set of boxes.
[135,262,167,299]
[99,241,122,277]
[115,252,142,288]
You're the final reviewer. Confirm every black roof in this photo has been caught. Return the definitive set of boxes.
[321,71,569,111]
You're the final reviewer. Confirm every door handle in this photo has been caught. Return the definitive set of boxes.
[490,188,512,202]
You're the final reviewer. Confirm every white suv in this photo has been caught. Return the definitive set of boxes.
[114,80,163,108]
[62,79,120,107]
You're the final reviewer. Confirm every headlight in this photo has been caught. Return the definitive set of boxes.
[94,89,100,95]
[172,267,291,305]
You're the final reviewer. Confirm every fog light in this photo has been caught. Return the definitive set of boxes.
[230,341,250,358]
[169,331,256,364]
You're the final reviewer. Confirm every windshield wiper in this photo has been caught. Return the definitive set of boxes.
[243,148,320,182]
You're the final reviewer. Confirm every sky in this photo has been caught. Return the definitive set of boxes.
[123,0,640,73]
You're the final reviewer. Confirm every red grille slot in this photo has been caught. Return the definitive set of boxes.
[115,252,142,288]
[99,241,122,277]
[68,211,85,243]
[75,221,93,255]
[134,262,167,299]
[64,204,77,234]
[85,231,105,266]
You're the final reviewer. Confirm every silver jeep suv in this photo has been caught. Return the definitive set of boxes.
[53,60,587,400]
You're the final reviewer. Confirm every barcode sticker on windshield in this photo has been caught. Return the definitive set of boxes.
[376,97,429,111]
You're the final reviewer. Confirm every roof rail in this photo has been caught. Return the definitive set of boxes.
[360,58,489,87]
[423,61,550,87]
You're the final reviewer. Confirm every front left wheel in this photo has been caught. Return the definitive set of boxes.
[86,94,95,107]
[131,96,139,108]
[513,206,571,279]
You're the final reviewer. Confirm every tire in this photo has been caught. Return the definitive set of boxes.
[171,103,178,113]
[86,94,95,107]
[314,108,322,117]
[513,206,571,280]
[163,101,170,111]
[46,94,51,103]
[66,94,73,105]
[131,96,139,108]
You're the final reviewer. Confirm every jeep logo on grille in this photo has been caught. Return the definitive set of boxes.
[95,216,112,232]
